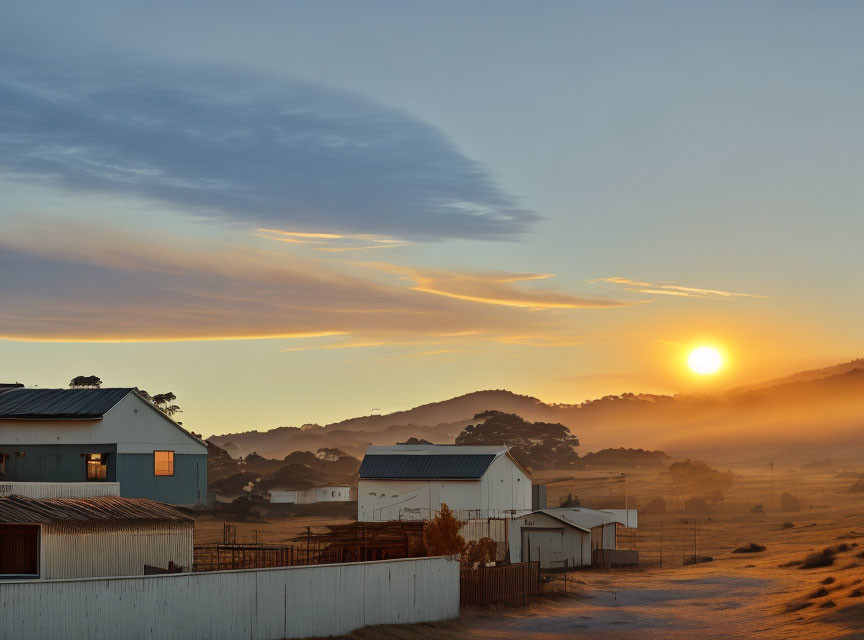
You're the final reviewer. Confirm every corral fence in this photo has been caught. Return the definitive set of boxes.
[592,549,639,569]
[460,561,545,606]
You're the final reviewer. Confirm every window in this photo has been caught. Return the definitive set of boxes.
[154,451,174,476]
[85,453,108,481]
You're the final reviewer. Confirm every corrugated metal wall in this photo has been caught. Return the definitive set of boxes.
[0,556,460,640]
[0,481,120,498]
[41,520,193,579]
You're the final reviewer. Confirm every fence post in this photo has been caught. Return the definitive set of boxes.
[564,558,568,593]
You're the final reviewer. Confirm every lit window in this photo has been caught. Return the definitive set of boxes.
[154,451,174,476]
[86,454,107,481]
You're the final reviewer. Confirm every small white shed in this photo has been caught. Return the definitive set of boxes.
[269,486,351,504]
[357,445,532,522]
[508,508,638,569]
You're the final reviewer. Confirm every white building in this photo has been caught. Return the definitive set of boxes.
[508,507,638,569]
[357,445,532,522]
[0,493,194,579]
[268,486,351,504]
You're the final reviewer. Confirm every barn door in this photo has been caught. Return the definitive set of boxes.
[0,525,39,576]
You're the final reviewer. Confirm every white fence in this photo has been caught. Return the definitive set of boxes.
[0,481,120,498]
[0,556,459,640]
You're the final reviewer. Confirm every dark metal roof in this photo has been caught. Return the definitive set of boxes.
[0,495,193,524]
[0,388,133,419]
[358,454,496,479]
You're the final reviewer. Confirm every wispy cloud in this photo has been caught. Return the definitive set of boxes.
[0,221,616,344]
[597,277,763,299]
[411,349,465,357]
[0,63,537,241]
[368,264,631,310]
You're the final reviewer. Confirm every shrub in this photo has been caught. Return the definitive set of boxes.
[733,542,766,553]
[461,537,497,567]
[819,600,836,608]
[821,576,836,585]
[750,504,764,514]
[807,587,829,599]
[684,555,713,565]
[782,522,795,529]
[423,504,465,557]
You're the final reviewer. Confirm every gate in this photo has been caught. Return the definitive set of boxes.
[459,561,540,606]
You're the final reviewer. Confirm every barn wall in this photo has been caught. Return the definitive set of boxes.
[480,455,532,515]
[0,445,118,483]
[358,479,486,521]
[116,452,207,505]
[40,520,193,579]
[0,557,459,640]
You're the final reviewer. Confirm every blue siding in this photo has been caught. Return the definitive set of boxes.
[0,445,118,482]
[117,453,207,506]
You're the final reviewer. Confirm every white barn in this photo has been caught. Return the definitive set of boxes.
[508,507,638,569]
[357,445,532,522]
[268,486,351,504]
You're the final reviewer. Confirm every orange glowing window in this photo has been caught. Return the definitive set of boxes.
[154,451,174,476]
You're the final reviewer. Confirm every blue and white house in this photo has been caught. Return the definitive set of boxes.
[0,388,207,506]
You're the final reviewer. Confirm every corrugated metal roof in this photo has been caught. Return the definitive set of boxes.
[358,454,496,479]
[0,495,193,524]
[0,388,133,419]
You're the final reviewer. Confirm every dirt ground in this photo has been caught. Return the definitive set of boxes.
[325,466,864,639]
[196,466,864,638]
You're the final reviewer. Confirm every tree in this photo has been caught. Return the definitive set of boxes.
[69,375,102,388]
[137,389,181,417]
[423,503,465,557]
[456,410,582,470]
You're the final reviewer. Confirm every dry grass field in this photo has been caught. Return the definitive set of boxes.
[322,464,864,639]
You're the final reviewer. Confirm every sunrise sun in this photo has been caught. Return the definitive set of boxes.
[688,346,723,375]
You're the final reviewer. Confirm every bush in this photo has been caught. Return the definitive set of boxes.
[684,555,713,565]
[733,542,766,553]
[807,587,829,599]
[799,545,849,569]
[780,492,802,512]
[782,522,795,529]
[750,504,764,514]
[462,537,497,568]
[821,576,836,585]
[423,504,465,557]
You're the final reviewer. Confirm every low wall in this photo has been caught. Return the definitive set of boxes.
[0,556,459,640]
[0,481,120,498]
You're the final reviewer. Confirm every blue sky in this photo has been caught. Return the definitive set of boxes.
[1,2,862,435]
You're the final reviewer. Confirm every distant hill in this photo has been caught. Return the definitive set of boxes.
[209,359,864,460]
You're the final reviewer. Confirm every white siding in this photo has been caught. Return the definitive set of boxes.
[40,521,194,579]
[507,512,592,568]
[269,489,297,504]
[0,481,120,498]
[0,393,206,455]
[0,557,459,640]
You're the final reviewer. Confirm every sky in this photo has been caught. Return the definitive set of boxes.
[1,1,862,436]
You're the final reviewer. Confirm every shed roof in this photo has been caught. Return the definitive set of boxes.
[520,508,637,532]
[0,495,193,524]
[0,388,134,419]
[359,453,497,479]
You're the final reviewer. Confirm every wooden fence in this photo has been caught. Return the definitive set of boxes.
[459,561,540,606]
[592,549,639,569]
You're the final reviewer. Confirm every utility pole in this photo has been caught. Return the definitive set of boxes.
[730,471,734,514]
[770,461,774,508]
